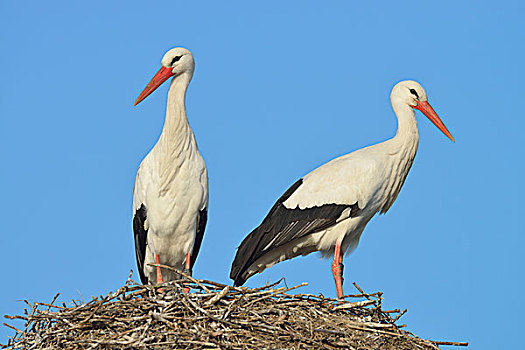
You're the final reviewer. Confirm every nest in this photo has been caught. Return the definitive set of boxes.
[2,269,467,350]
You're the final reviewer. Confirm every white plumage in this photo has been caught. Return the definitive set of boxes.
[230,80,454,298]
[133,47,208,285]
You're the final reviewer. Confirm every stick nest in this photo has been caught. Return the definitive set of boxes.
[2,271,456,349]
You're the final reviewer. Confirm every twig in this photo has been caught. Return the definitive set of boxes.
[334,299,376,310]
[392,308,408,323]
[2,323,23,334]
[430,340,469,347]
[205,285,230,306]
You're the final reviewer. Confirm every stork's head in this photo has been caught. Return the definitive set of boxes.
[391,80,454,142]
[134,47,195,106]
[161,47,195,76]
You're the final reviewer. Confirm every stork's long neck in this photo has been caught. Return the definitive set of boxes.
[391,100,419,150]
[157,72,197,157]
[379,99,420,213]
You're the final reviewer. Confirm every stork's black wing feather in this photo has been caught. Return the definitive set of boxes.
[133,204,148,285]
[230,179,359,286]
[190,208,208,270]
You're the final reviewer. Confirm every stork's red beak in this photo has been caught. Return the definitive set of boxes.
[413,100,455,142]
[134,66,175,106]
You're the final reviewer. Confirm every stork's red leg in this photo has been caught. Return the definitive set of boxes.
[183,253,191,294]
[155,254,164,292]
[331,241,344,299]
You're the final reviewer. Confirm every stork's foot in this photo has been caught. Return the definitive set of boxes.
[155,254,164,293]
[183,253,192,294]
[332,263,345,300]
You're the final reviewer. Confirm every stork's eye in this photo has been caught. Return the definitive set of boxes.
[170,55,183,66]
[409,88,419,99]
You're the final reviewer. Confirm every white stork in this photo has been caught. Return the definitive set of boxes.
[230,80,454,298]
[132,47,208,288]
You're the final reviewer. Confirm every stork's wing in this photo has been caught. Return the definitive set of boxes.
[230,179,358,286]
[133,204,148,285]
[190,208,207,270]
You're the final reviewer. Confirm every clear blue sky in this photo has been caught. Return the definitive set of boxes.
[1,1,523,348]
